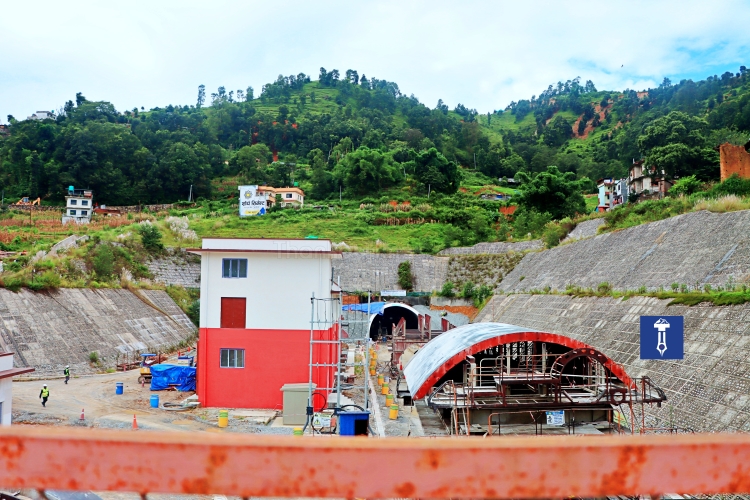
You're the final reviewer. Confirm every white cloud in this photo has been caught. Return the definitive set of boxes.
[1,0,749,122]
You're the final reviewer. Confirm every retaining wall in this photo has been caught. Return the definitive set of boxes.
[439,240,542,255]
[148,251,201,289]
[0,289,196,376]
[500,210,750,293]
[333,253,448,292]
[476,293,750,432]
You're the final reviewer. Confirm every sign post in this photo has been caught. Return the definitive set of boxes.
[640,316,684,359]
[238,185,267,217]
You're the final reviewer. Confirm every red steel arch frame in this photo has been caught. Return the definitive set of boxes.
[411,331,635,400]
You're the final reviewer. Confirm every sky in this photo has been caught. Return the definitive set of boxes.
[2,0,750,123]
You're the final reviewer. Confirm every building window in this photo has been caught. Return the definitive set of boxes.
[286,193,293,198]
[69,209,76,215]
[81,210,88,216]
[81,200,88,206]
[70,199,77,205]
[222,258,247,278]
[220,348,245,368]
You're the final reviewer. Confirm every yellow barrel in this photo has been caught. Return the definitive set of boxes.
[389,404,398,420]
[385,394,393,407]
[377,374,384,385]
[293,427,303,436]
[381,383,389,395]
[218,409,229,428]
[369,368,376,376]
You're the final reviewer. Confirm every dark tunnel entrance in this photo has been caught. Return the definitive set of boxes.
[369,304,419,340]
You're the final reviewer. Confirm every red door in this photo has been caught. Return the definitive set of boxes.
[220,297,246,328]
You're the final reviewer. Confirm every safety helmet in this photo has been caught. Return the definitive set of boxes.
[43,384,47,387]
[66,365,69,368]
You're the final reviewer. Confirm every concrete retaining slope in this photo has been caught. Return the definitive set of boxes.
[476,293,750,432]
[0,288,196,375]
[500,210,750,293]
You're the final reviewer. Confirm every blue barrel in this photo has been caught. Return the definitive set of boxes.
[150,394,159,408]
[115,382,124,395]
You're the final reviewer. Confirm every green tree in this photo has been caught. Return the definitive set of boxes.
[333,147,402,195]
[92,243,115,279]
[670,175,703,196]
[397,261,414,290]
[138,224,164,252]
[637,111,719,180]
[543,115,573,147]
[410,148,460,194]
[515,166,587,220]
[309,148,332,199]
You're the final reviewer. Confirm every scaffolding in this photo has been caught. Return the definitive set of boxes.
[305,291,372,431]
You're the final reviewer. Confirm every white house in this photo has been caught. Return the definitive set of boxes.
[0,352,35,425]
[26,111,54,121]
[189,238,340,408]
[62,187,93,224]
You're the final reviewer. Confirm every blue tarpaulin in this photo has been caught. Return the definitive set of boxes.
[341,302,385,315]
[149,364,196,392]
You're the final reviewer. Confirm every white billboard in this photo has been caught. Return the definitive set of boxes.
[238,185,267,216]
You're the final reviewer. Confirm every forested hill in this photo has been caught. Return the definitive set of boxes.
[1,66,749,205]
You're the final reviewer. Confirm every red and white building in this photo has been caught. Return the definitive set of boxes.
[190,238,339,409]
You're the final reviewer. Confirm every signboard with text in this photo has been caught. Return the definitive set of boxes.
[640,315,684,359]
[546,410,564,426]
[381,290,407,297]
[238,185,267,217]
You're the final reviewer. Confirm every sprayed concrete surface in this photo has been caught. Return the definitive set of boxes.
[500,209,750,292]
[0,288,196,376]
[477,293,750,433]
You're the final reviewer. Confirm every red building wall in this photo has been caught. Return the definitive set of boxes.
[720,143,750,181]
[196,326,337,409]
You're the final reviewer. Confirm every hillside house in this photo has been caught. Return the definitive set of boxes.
[26,111,54,121]
[62,187,93,224]
[629,160,672,200]
[257,186,305,208]
[596,178,614,211]
[0,352,35,425]
[190,238,339,408]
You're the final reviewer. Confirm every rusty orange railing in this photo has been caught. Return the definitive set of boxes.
[2,426,750,498]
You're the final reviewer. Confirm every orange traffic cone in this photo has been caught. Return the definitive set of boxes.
[80,409,85,421]
[132,414,138,430]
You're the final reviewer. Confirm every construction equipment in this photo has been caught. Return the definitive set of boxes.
[14,197,40,206]
[137,353,165,384]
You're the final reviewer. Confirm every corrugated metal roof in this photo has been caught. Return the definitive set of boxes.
[403,322,539,398]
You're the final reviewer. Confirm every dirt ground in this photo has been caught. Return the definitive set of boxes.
[12,359,295,434]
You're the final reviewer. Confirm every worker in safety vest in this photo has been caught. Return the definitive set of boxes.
[64,365,70,384]
[39,384,49,407]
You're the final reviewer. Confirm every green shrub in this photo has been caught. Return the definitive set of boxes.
[92,243,115,279]
[439,281,455,298]
[397,261,414,290]
[461,281,476,299]
[188,299,200,326]
[597,282,612,294]
[89,351,99,363]
[138,224,164,252]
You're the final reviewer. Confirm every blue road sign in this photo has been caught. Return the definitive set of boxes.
[640,315,684,359]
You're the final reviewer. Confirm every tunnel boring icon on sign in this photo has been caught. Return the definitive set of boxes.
[640,316,684,360]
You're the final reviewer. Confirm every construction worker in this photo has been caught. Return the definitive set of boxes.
[64,365,70,384]
[39,384,49,407]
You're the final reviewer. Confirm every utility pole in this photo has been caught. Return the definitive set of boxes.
[339,184,342,204]
[428,184,431,199]
[188,184,193,203]
[474,152,477,170]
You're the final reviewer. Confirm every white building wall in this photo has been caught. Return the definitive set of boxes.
[0,355,13,426]
[199,251,333,330]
